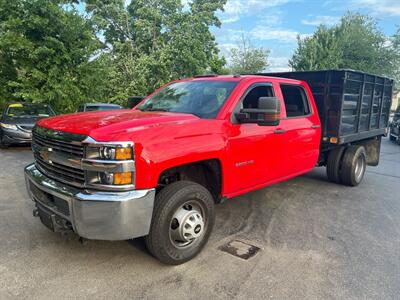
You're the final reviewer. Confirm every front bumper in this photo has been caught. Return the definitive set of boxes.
[1,128,32,144]
[25,163,155,240]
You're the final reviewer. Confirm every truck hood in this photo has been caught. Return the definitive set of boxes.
[37,109,201,140]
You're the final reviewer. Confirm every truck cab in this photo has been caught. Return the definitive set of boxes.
[24,72,392,265]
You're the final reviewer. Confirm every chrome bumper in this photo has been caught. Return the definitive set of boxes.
[24,163,155,241]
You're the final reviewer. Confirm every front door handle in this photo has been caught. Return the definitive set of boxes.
[274,129,286,134]
[311,124,321,129]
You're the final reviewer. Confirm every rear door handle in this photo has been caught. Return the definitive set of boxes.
[311,125,321,129]
[274,129,286,134]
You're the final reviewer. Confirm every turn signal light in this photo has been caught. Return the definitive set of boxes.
[330,137,338,144]
[116,147,132,160]
[113,172,132,185]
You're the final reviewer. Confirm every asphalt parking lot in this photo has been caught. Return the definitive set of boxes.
[1,138,399,299]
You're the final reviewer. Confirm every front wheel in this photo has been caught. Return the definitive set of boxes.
[0,132,8,149]
[145,181,215,265]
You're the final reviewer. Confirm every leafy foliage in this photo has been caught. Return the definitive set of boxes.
[228,34,269,74]
[0,0,106,112]
[0,0,226,112]
[85,0,227,102]
[290,13,400,85]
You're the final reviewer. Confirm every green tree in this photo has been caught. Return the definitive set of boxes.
[290,13,399,82]
[85,0,227,101]
[228,34,269,74]
[0,0,105,112]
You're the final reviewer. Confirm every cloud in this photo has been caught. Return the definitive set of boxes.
[267,56,292,72]
[250,26,300,42]
[351,0,400,15]
[301,15,340,26]
[325,0,400,16]
[224,0,291,15]
[221,15,241,24]
[222,0,293,23]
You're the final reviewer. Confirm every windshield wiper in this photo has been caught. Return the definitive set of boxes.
[142,108,170,112]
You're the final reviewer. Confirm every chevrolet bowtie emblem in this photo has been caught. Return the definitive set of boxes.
[39,148,52,162]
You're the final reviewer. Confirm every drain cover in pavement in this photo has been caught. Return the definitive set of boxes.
[219,240,260,260]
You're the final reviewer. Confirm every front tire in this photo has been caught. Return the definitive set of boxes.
[0,132,8,149]
[339,145,367,186]
[145,181,215,265]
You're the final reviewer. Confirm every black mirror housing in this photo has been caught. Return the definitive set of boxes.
[235,97,281,126]
[128,96,144,109]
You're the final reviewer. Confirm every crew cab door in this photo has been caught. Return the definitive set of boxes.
[225,82,286,195]
[276,83,321,175]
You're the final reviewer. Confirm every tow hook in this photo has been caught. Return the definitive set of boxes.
[33,208,39,217]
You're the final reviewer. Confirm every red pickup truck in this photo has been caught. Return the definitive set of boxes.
[25,70,393,264]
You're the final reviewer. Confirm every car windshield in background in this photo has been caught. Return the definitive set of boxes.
[137,80,239,119]
[85,105,121,112]
[6,104,55,117]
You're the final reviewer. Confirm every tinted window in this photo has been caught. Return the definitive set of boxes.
[137,80,238,119]
[242,85,274,109]
[281,85,310,117]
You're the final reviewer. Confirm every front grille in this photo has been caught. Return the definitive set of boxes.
[34,153,85,186]
[32,126,87,187]
[33,132,84,156]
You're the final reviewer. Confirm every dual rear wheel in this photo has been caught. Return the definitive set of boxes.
[326,145,367,186]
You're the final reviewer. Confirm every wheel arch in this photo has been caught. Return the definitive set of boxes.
[157,159,223,202]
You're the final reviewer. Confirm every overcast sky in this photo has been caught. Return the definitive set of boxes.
[213,0,400,71]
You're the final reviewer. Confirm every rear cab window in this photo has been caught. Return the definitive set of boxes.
[280,84,311,118]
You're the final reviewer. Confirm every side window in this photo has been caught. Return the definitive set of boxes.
[242,85,274,109]
[280,84,310,117]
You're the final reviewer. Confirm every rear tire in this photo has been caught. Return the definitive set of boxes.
[326,147,346,183]
[339,145,367,186]
[145,181,215,265]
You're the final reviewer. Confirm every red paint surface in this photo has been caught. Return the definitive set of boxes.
[37,76,321,198]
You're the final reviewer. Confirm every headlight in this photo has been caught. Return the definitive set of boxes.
[84,143,135,188]
[0,123,17,130]
[86,145,133,161]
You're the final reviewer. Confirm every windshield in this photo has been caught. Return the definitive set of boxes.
[6,104,55,118]
[137,80,238,119]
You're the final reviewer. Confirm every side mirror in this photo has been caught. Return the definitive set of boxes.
[127,96,144,109]
[235,97,281,126]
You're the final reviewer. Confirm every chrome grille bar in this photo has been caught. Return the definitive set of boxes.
[32,126,87,188]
